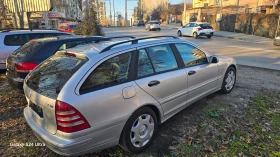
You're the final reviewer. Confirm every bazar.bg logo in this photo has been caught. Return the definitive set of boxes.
[9,142,45,147]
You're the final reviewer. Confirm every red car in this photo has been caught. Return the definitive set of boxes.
[57,22,78,33]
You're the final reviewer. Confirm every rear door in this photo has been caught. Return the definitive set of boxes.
[173,43,218,103]
[134,44,188,116]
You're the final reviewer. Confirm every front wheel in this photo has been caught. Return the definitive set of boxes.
[220,67,236,94]
[119,107,158,153]
[158,28,161,31]
[207,35,212,38]
[177,31,182,37]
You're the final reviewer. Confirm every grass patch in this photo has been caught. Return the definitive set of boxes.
[171,91,280,156]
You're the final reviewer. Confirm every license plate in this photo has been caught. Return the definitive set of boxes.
[206,32,210,34]
[30,102,43,118]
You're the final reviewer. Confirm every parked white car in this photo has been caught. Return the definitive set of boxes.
[0,30,70,70]
[145,21,161,31]
[177,22,214,38]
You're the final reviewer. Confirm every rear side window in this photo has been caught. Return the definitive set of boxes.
[80,52,132,94]
[4,34,30,46]
[12,41,44,59]
[145,44,178,73]
[199,24,212,29]
[175,44,208,66]
[26,54,87,99]
[138,49,154,78]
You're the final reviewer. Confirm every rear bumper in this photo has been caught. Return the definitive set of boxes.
[198,32,214,36]
[24,107,124,156]
[273,39,280,46]
[6,72,24,90]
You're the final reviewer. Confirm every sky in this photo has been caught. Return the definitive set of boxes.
[101,0,185,21]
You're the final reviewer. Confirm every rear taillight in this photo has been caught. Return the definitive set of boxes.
[16,62,38,73]
[55,100,90,133]
[198,28,203,31]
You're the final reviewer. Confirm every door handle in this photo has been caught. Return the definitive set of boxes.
[188,70,196,76]
[148,80,160,87]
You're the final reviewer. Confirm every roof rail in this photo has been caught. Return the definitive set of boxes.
[99,36,178,53]
[107,36,136,39]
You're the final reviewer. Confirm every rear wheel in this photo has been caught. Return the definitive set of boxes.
[149,29,151,31]
[177,31,182,37]
[220,67,236,94]
[119,107,157,153]
[193,32,198,38]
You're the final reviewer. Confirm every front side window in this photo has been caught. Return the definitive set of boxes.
[138,49,154,78]
[175,44,208,66]
[80,52,132,93]
[146,44,178,73]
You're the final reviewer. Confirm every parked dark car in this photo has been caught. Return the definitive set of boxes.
[6,35,134,89]
[133,20,145,26]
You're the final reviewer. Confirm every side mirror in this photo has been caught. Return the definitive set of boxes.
[209,56,219,63]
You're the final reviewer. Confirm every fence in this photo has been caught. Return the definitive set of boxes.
[205,13,279,38]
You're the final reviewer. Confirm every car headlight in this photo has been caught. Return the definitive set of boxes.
[276,36,280,39]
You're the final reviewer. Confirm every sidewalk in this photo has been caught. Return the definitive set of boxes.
[162,24,274,43]
[214,31,274,44]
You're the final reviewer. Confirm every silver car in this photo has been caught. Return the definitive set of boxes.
[23,36,237,156]
[145,21,161,31]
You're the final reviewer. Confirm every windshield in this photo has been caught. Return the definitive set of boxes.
[12,41,44,59]
[26,54,87,99]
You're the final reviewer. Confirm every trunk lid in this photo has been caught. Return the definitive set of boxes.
[24,85,57,134]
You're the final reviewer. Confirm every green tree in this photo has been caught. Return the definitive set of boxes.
[74,6,104,36]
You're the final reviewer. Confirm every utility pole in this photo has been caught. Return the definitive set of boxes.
[109,0,112,25]
[113,0,115,26]
[125,0,127,26]
[184,0,186,25]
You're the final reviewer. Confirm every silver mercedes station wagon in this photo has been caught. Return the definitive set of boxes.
[23,36,237,156]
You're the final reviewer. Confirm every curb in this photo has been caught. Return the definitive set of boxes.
[213,34,247,41]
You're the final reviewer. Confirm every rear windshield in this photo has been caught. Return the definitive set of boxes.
[150,22,159,24]
[26,54,87,99]
[12,41,44,59]
[199,24,212,29]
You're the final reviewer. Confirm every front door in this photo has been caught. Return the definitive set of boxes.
[173,43,219,103]
[134,44,188,116]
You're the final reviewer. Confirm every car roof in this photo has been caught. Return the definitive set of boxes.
[0,30,69,35]
[63,37,197,59]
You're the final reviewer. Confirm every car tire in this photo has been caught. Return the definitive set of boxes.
[119,107,158,153]
[207,35,212,38]
[158,28,161,31]
[193,32,198,38]
[149,29,151,31]
[178,31,182,37]
[220,67,236,94]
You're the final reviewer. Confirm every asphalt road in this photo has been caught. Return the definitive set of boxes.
[103,27,280,70]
